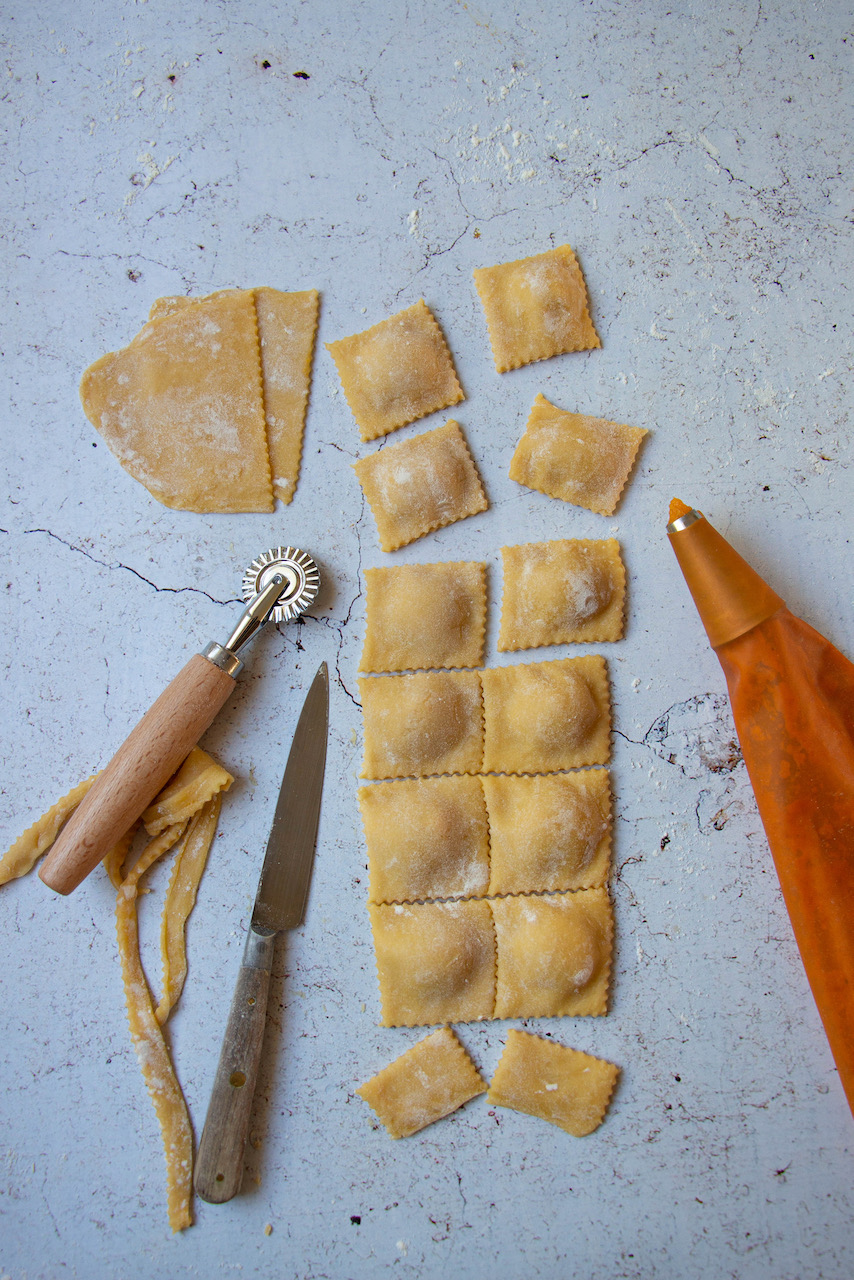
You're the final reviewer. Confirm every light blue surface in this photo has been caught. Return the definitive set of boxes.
[1,2,852,1277]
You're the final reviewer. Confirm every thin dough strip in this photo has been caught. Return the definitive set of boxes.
[0,775,97,885]
[116,821,194,1232]
[155,794,222,1025]
[142,746,233,835]
[2,752,232,1230]
[103,823,139,890]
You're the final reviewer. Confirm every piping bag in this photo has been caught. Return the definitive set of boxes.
[667,499,854,1116]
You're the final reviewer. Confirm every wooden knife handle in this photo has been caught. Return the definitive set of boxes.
[195,930,275,1204]
[39,653,237,895]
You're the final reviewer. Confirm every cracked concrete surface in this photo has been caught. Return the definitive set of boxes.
[1,1,853,1278]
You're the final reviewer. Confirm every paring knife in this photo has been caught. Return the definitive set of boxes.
[194,660,329,1204]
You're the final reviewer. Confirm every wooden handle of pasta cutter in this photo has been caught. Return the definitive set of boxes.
[39,654,237,895]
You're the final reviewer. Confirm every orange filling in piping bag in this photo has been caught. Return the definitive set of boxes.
[667,500,854,1117]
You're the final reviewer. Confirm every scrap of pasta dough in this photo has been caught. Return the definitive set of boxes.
[360,561,487,673]
[498,539,626,649]
[0,775,97,886]
[146,287,318,502]
[103,824,138,890]
[359,670,484,779]
[481,655,611,774]
[473,245,600,372]
[142,746,234,835]
[357,1027,487,1138]
[148,294,206,322]
[2,751,232,1229]
[255,287,319,503]
[155,793,222,1025]
[488,1030,619,1136]
[370,899,496,1026]
[353,420,489,552]
[80,289,273,512]
[510,393,647,515]
[483,770,612,896]
[326,299,464,442]
[491,887,613,1018]
[116,822,194,1232]
[359,776,490,904]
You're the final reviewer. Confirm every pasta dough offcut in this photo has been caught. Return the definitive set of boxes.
[80,287,318,511]
[488,1031,620,1136]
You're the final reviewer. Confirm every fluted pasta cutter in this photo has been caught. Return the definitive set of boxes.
[39,547,320,896]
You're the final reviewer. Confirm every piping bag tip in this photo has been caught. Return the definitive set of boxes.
[666,501,784,648]
[668,497,695,524]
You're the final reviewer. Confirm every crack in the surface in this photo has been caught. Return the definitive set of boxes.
[331,499,365,709]
[396,221,473,297]
[53,248,177,273]
[22,528,240,605]
[614,694,744,779]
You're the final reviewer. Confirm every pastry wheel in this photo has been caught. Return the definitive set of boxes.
[39,547,320,896]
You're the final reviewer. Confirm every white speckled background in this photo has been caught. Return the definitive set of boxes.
[1,2,852,1277]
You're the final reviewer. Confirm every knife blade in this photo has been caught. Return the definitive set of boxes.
[194,661,329,1204]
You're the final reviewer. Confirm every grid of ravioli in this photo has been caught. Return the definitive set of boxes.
[348,245,633,1120]
[359,770,611,905]
[359,655,611,780]
[357,643,615,1024]
[369,888,613,1027]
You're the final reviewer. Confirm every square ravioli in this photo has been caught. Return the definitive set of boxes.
[487,1030,619,1136]
[359,670,483,779]
[354,420,489,552]
[483,770,611,896]
[481,655,611,775]
[510,393,647,515]
[360,561,487,673]
[498,539,626,650]
[491,888,613,1018]
[326,299,464,441]
[370,899,496,1026]
[357,1027,487,1138]
[359,776,490,904]
[473,245,600,372]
